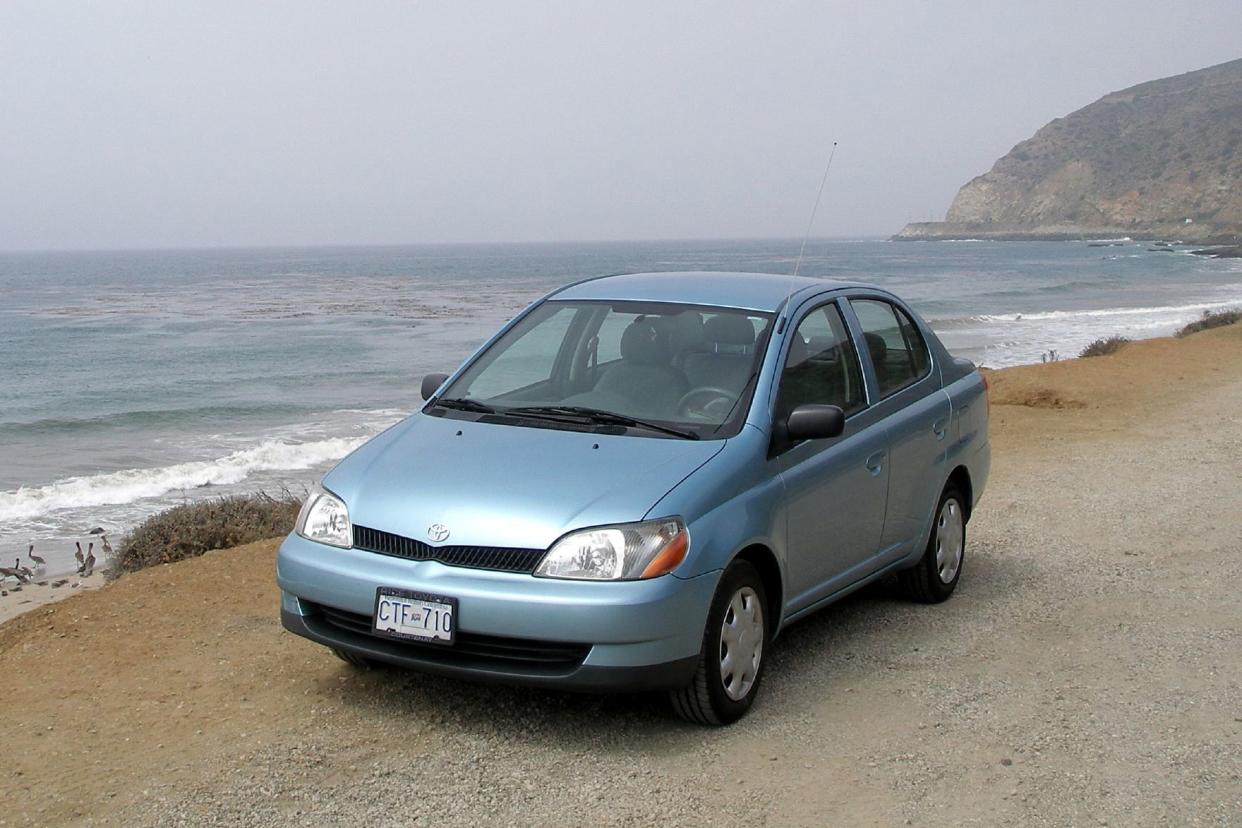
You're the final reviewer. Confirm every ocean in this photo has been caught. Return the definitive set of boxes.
[2,238,1240,576]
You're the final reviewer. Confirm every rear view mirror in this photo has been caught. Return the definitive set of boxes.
[421,372,450,401]
[785,404,845,441]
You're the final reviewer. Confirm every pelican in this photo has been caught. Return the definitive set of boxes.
[82,548,96,578]
[27,544,46,576]
[100,534,114,556]
[1,560,30,584]
[75,541,84,566]
[78,543,94,575]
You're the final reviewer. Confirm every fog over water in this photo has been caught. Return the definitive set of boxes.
[2,1,1241,250]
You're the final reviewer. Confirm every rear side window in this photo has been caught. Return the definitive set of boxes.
[849,299,931,397]
[776,303,865,418]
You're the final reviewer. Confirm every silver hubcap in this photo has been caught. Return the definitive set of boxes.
[935,498,964,584]
[719,586,764,701]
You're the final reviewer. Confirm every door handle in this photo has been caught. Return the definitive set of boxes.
[865,451,885,476]
[932,418,947,441]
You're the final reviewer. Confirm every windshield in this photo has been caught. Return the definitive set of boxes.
[432,300,774,438]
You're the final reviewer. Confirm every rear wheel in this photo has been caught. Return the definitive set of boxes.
[898,484,967,603]
[670,560,769,725]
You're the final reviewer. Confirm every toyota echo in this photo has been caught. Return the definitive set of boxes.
[277,271,990,724]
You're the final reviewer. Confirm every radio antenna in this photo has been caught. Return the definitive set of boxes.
[792,141,838,278]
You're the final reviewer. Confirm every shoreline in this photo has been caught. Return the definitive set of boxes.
[892,221,1241,244]
[0,573,103,625]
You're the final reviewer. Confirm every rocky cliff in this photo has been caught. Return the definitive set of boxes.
[896,58,1242,243]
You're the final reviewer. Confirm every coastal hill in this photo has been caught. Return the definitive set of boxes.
[897,58,1242,243]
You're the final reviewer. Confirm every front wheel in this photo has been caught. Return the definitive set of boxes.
[898,484,967,603]
[670,560,769,725]
[332,647,378,669]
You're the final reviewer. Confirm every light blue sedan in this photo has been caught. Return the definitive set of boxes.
[278,271,990,724]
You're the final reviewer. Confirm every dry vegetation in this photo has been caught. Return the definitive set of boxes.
[106,491,302,579]
[1176,308,1241,337]
[1079,335,1130,358]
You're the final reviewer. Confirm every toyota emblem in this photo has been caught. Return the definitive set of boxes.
[427,523,450,543]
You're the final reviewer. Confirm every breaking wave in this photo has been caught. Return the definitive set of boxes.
[0,437,366,522]
[975,297,1242,323]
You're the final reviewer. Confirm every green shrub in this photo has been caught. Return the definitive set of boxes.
[1176,309,1241,338]
[1078,335,1130,358]
[106,491,303,580]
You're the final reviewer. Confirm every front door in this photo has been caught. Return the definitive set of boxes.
[773,300,889,612]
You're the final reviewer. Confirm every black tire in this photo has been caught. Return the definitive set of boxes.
[898,484,967,603]
[332,647,377,669]
[669,560,769,726]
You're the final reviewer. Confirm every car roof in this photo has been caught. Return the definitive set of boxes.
[551,271,860,313]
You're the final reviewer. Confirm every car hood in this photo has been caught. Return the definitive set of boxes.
[323,413,726,550]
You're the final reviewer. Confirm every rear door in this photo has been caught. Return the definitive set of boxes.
[845,297,949,557]
[773,300,889,612]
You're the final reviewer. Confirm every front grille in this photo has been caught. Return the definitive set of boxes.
[308,602,590,669]
[353,525,545,574]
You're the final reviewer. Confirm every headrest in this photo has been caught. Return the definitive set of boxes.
[704,315,755,347]
[660,311,705,353]
[787,335,808,367]
[807,336,842,362]
[864,332,887,365]
[619,320,670,366]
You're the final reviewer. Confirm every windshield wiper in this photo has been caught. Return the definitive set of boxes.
[509,405,700,440]
[433,397,498,414]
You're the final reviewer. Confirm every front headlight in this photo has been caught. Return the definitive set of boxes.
[534,517,689,581]
[295,484,352,548]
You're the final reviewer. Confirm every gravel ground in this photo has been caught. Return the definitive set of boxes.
[2,328,1241,826]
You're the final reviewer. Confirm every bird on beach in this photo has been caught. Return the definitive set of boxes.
[78,543,95,576]
[1,560,30,584]
[27,544,46,567]
[75,541,84,566]
[100,534,114,556]
[16,559,34,579]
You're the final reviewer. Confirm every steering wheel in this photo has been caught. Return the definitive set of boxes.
[677,386,738,420]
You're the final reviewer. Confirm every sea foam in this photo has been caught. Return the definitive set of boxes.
[977,297,1242,323]
[0,437,365,522]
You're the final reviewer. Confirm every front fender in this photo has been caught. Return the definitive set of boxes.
[647,425,787,589]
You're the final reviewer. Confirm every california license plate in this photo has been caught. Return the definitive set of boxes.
[373,588,456,645]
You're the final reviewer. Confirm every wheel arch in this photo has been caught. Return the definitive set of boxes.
[730,543,784,636]
[946,464,973,521]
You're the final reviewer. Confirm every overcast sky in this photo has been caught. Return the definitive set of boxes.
[2,1,1239,250]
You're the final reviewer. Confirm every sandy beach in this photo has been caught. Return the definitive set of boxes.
[2,322,1240,825]
[0,575,102,625]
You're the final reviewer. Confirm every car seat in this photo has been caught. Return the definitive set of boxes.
[593,319,689,416]
[864,332,888,389]
[682,315,757,395]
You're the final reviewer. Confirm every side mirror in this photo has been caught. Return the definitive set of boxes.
[785,403,845,441]
[421,372,450,401]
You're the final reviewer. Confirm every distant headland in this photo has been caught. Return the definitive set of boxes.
[896,58,1242,244]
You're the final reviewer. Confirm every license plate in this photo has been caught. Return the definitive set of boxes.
[373,588,457,645]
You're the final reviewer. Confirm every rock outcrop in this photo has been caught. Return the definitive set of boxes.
[896,58,1242,243]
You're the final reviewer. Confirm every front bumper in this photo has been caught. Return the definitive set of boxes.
[276,532,718,692]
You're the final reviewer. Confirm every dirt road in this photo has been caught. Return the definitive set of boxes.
[3,326,1241,826]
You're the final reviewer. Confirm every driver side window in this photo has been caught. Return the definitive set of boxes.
[776,303,865,419]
